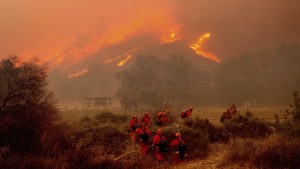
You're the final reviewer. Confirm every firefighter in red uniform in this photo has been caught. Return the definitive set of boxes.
[180,107,193,119]
[161,112,168,126]
[140,111,151,127]
[129,116,139,144]
[170,133,187,165]
[135,124,151,157]
[220,108,233,123]
[152,128,167,161]
[156,112,163,126]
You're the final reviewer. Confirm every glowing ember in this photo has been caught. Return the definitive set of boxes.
[67,68,88,79]
[190,33,220,63]
[117,54,132,67]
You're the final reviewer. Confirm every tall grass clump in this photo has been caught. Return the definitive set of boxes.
[225,138,257,164]
[250,91,300,168]
[252,135,300,169]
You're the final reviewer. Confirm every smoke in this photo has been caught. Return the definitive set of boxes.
[1,0,299,62]
[1,0,299,100]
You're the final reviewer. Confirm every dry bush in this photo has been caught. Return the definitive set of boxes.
[223,112,274,139]
[0,156,65,169]
[224,138,257,164]
[184,117,230,143]
[40,122,74,157]
[252,135,300,169]
[80,115,92,123]
[94,111,129,124]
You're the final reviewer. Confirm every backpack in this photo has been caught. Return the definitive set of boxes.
[178,141,187,159]
[131,125,137,131]
[141,131,149,142]
[158,139,168,152]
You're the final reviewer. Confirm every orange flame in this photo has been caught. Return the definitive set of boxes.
[67,68,88,79]
[104,47,140,66]
[190,33,220,63]
[160,29,181,44]
[117,54,132,67]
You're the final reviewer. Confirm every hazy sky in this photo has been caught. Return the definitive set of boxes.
[1,0,299,69]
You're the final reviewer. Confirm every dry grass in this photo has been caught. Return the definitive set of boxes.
[58,106,287,126]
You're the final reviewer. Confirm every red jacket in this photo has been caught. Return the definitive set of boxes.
[129,119,138,131]
[152,134,166,146]
[135,128,150,136]
[171,138,185,149]
[141,115,150,126]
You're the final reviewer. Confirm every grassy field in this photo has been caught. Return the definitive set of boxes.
[59,106,287,125]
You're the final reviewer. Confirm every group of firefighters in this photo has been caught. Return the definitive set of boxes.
[128,108,193,164]
[128,104,238,163]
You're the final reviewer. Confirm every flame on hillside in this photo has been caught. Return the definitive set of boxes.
[19,14,181,69]
[160,29,181,44]
[117,54,132,67]
[104,47,140,66]
[67,68,89,79]
[190,33,220,63]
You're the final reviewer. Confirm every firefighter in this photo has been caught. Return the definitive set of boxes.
[180,107,193,119]
[129,116,139,144]
[135,124,151,157]
[220,108,232,123]
[170,133,187,165]
[161,112,168,126]
[230,103,237,115]
[156,112,163,126]
[140,111,151,127]
[152,128,167,161]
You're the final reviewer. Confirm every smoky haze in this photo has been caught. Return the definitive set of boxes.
[1,0,300,104]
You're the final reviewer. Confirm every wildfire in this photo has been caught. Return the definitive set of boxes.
[160,29,181,44]
[190,33,220,63]
[104,47,140,66]
[67,68,89,79]
[117,54,132,67]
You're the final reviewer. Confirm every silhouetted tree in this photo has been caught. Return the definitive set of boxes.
[116,55,193,109]
[0,56,58,154]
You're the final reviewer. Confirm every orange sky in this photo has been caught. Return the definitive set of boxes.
[1,0,299,69]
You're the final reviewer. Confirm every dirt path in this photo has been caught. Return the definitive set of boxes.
[171,143,249,169]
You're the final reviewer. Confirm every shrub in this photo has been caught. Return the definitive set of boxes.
[184,117,230,143]
[94,111,129,124]
[181,117,230,158]
[80,115,92,123]
[223,112,274,138]
[225,138,257,163]
[252,135,300,169]
[278,91,300,138]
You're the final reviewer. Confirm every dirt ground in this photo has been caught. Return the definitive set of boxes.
[171,142,251,169]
